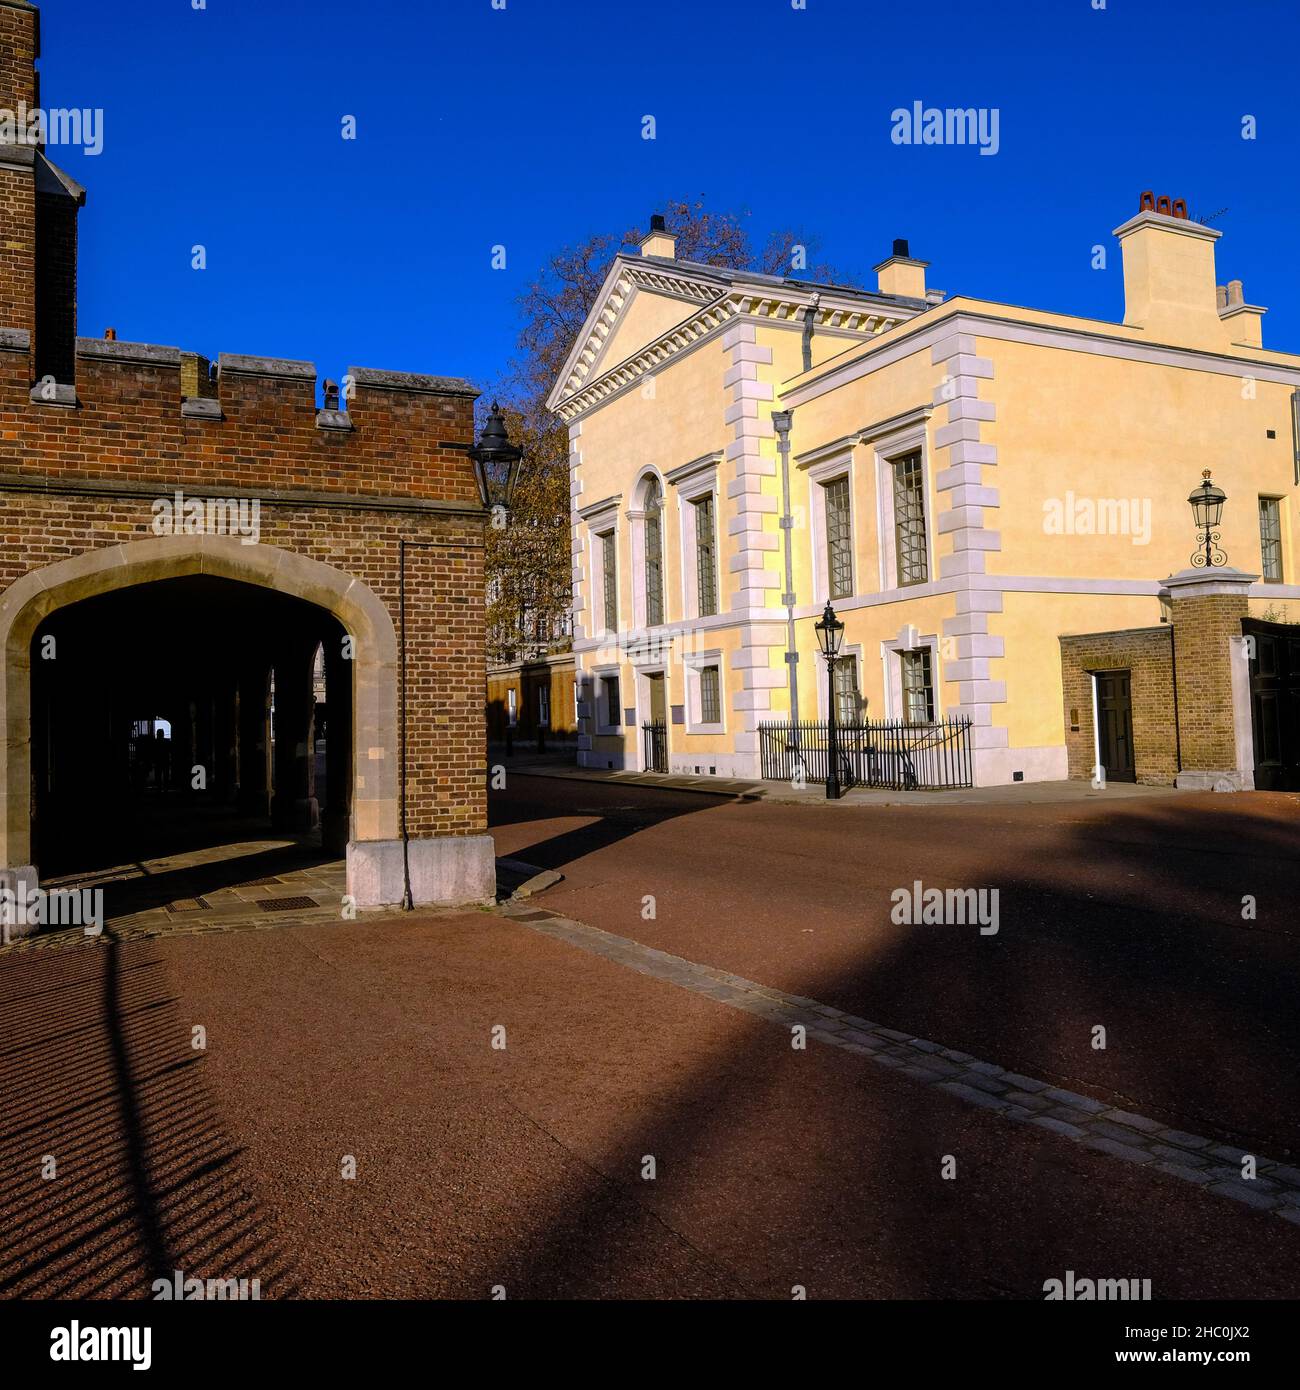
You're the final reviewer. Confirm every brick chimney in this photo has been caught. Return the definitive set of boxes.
[1113,193,1266,351]
[874,238,928,299]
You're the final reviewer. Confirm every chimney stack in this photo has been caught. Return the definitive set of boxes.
[874,239,928,300]
[1114,192,1266,350]
[638,212,676,260]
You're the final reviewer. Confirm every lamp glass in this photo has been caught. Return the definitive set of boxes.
[815,602,844,658]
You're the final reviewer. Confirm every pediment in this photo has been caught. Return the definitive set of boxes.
[546,256,726,415]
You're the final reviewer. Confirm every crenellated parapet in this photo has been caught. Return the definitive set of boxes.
[0,330,482,507]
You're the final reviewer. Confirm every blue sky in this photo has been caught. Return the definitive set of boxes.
[36,0,1300,395]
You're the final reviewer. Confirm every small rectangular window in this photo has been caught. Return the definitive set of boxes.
[824,475,853,599]
[893,451,928,586]
[699,665,721,725]
[1259,496,1283,581]
[695,495,718,617]
[604,676,620,727]
[538,685,550,727]
[901,649,934,725]
[600,531,617,631]
[506,688,517,726]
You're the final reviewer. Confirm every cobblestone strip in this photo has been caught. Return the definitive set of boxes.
[0,904,375,955]
[501,904,1300,1227]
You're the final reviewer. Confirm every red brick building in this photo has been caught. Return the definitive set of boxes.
[0,0,494,931]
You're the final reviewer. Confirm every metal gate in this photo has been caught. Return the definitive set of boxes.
[1243,618,1300,790]
[642,720,668,773]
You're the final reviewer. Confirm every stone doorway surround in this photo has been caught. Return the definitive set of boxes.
[0,534,433,926]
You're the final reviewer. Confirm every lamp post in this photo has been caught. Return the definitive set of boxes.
[399,403,523,911]
[815,601,845,800]
[1188,470,1227,568]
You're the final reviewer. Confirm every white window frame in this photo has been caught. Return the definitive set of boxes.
[871,420,932,594]
[627,470,669,631]
[674,465,722,621]
[506,687,517,727]
[537,684,550,728]
[879,627,942,723]
[804,451,858,605]
[682,649,727,735]
[580,498,620,641]
[596,526,619,632]
[1259,494,1284,582]
[815,642,863,721]
[592,665,623,736]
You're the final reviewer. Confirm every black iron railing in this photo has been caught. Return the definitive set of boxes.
[642,720,668,773]
[759,717,973,791]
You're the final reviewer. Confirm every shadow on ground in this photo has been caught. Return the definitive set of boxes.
[0,929,298,1297]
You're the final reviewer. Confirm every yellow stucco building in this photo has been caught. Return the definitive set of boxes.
[548,202,1300,787]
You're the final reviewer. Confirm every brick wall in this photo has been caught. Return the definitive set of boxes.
[0,1,489,849]
[0,1,38,353]
[0,344,482,504]
[1058,627,1178,784]
[486,656,577,740]
[0,488,487,839]
[1169,590,1250,772]
[0,0,38,113]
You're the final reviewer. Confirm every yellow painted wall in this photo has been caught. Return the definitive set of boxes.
[981,335,1298,583]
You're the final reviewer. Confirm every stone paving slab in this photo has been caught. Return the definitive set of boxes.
[499,900,1300,1226]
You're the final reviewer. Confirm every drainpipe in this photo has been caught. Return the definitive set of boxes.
[800,294,820,373]
[772,410,802,768]
[399,537,413,910]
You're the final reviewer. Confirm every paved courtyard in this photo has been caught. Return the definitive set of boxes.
[2,775,1298,1299]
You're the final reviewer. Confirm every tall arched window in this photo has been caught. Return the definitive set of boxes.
[643,477,664,626]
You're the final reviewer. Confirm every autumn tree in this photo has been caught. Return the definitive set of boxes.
[486,199,854,664]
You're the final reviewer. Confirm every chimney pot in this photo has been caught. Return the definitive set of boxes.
[1227,279,1244,306]
[893,238,910,258]
[104,328,116,341]
[650,213,666,232]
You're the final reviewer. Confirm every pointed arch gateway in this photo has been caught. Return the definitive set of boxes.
[0,535,400,897]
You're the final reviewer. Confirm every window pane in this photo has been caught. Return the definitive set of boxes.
[601,531,618,630]
[893,451,928,586]
[695,495,717,617]
[645,484,664,625]
[1259,497,1283,581]
[833,657,860,724]
[605,676,620,726]
[824,476,853,599]
[700,665,721,724]
[901,648,934,724]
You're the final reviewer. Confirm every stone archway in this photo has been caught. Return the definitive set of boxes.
[0,535,399,883]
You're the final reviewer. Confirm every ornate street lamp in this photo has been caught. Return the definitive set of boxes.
[814,601,845,800]
[469,402,523,519]
[1188,470,1227,568]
